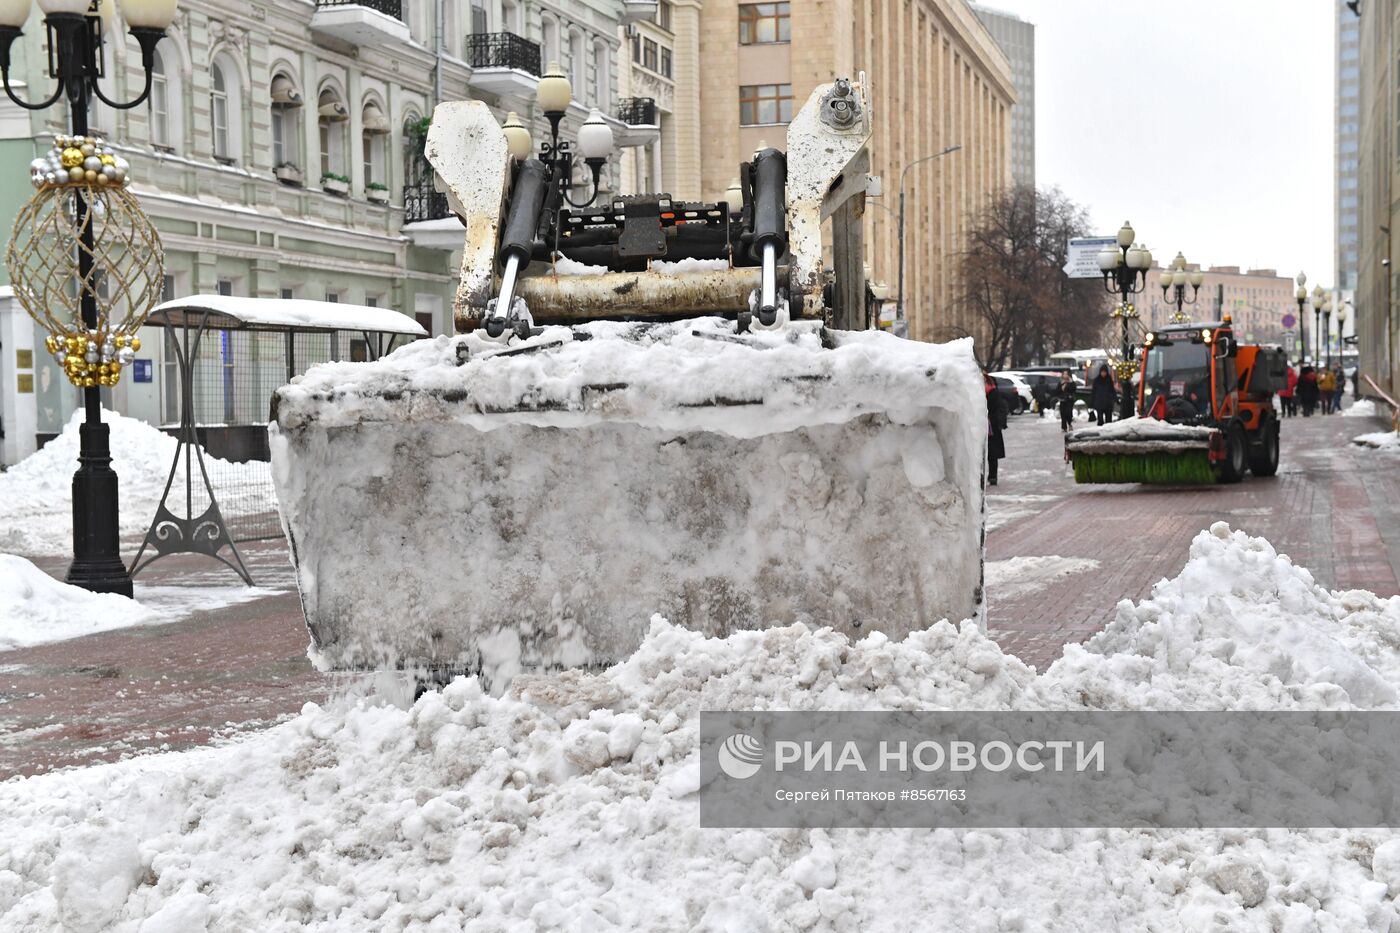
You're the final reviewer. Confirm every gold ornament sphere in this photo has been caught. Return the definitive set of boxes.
[84,170,97,182]
[61,148,83,168]
[130,337,141,351]
[100,154,115,166]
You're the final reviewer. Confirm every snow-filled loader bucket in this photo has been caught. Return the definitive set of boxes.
[269,79,989,685]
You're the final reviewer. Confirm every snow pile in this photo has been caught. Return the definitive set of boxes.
[1353,430,1400,452]
[0,409,275,556]
[1343,399,1380,418]
[0,555,160,649]
[549,255,608,276]
[1066,416,1214,455]
[0,554,274,651]
[4,524,1400,931]
[652,257,730,274]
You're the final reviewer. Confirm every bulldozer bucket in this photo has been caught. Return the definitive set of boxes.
[1065,419,1217,485]
[269,321,987,685]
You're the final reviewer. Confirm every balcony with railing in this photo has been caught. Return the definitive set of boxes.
[311,0,411,47]
[467,32,542,97]
[403,184,452,225]
[617,97,658,127]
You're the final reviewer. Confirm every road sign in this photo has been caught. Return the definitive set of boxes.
[1283,332,1297,353]
[1064,237,1117,279]
[1282,312,1296,330]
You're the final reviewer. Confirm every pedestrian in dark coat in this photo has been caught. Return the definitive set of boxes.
[1090,364,1116,426]
[1298,365,1320,417]
[1057,371,1077,432]
[985,373,1008,486]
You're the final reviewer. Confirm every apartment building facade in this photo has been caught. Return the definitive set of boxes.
[0,0,651,461]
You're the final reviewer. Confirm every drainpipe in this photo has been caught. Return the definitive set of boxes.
[434,0,445,106]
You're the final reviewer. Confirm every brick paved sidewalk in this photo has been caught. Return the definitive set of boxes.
[985,406,1400,669]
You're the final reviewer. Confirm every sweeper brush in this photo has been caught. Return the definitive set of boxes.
[269,79,989,687]
[1069,448,1215,485]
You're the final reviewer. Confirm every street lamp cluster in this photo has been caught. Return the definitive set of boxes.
[0,0,177,596]
[1160,251,1204,325]
[488,61,616,338]
[1096,221,1152,417]
[1291,275,1350,369]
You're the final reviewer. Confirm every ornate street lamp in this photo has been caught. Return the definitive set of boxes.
[1096,221,1152,417]
[486,61,615,338]
[1160,251,1204,324]
[1295,271,1307,364]
[1335,302,1349,372]
[0,0,176,596]
[1323,297,1333,370]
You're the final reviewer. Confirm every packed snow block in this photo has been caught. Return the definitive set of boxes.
[270,319,986,681]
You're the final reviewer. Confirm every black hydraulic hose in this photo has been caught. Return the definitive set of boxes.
[748,148,787,262]
[499,159,550,268]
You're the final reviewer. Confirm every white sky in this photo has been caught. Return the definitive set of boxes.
[979,0,1337,285]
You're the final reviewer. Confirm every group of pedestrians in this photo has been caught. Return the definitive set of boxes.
[987,369,1091,485]
[1278,362,1347,417]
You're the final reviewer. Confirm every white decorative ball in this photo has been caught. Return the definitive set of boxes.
[116,347,135,365]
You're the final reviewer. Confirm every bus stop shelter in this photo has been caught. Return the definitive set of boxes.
[130,295,427,584]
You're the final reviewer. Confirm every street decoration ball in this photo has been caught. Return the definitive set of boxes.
[5,134,163,388]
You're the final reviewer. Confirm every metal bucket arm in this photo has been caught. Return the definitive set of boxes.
[785,78,872,317]
[425,101,510,330]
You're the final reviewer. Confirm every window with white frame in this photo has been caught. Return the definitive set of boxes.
[542,17,559,67]
[149,49,169,149]
[318,86,349,181]
[211,63,231,159]
[592,40,608,106]
[362,100,389,189]
[471,0,487,33]
[569,30,585,95]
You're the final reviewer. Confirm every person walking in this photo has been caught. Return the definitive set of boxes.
[1031,378,1050,418]
[1057,371,1077,432]
[1090,364,1116,426]
[1279,362,1297,418]
[1298,365,1319,417]
[1317,367,1336,415]
[1332,366,1347,413]
[985,372,1008,486]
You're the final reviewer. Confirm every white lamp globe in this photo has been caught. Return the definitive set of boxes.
[37,0,89,13]
[1188,269,1204,288]
[537,61,571,114]
[1296,270,1307,287]
[577,108,614,160]
[1097,246,1119,272]
[0,0,30,28]
[501,112,532,161]
[120,0,177,29]
[1117,221,1134,249]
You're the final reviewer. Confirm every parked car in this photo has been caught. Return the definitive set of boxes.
[1003,371,1062,412]
[989,373,1035,415]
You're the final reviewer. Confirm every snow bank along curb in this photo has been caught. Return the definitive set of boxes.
[3,524,1400,931]
[0,554,275,651]
[0,409,276,557]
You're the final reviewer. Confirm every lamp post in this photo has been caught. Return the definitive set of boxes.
[895,144,961,327]
[1295,271,1307,364]
[1310,285,1324,364]
[1096,221,1152,418]
[0,0,175,596]
[1335,302,1348,374]
[1160,251,1204,324]
[486,61,615,338]
[1323,298,1333,371]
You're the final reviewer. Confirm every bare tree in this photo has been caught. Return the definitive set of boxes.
[951,185,1109,369]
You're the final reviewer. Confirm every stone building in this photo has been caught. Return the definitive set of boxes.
[970,3,1033,189]
[692,0,1014,344]
[0,0,644,461]
[1354,0,1399,400]
[1138,264,1296,348]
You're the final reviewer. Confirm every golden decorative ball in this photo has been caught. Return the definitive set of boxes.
[100,154,116,166]
[130,337,141,351]
[84,170,97,183]
[61,148,83,168]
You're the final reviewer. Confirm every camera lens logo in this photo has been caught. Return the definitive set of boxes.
[718,733,764,780]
